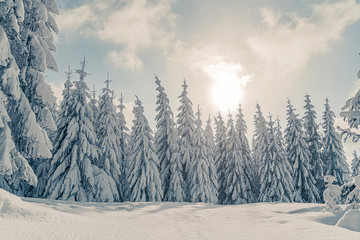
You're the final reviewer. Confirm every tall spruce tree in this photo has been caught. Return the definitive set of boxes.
[45,57,119,202]
[351,151,360,177]
[17,0,60,156]
[0,28,37,195]
[322,98,351,185]
[214,111,227,204]
[223,113,253,204]
[117,93,130,200]
[285,100,319,203]
[176,80,195,201]
[252,103,268,200]
[258,115,294,202]
[303,94,325,199]
[2,0,55,170]
[204,116,218,203]
[188,106,216,203]
[128,97,163,202]
[154,75,184,201]
[235,105,254,202]
[95,74,123,199]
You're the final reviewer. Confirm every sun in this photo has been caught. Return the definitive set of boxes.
[211,80,243,112]
[205,62,249,112]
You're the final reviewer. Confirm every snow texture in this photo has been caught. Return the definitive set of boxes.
[128,97,163,202]
[154,75,184,202]
[285,100,319,203]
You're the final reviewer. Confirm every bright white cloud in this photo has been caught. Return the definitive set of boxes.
[107,48,143,70]
[55,5,94,37]
[248,0,360,81]
[55,0,176,70]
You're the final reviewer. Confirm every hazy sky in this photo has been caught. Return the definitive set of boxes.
[47,0,360,159]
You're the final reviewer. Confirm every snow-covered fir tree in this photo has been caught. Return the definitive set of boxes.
[154,75,185,201]
[285,100,319,203]
[352,151,360,177]
[95,74,123,200]
[214,111,227,204]
[223,113,253,204]
[188,106,216,203]
[322,98,351,185]
[116,93,130,200]
[176,80,195,201]
[1,0,55,177]
[0,28,37,195]
[235,105,254,202]
[89,85,99,121]
[45,57,119,202]
[20,0,59,143]
[303,94,325,200]
[203,116,218,203]
[252,103,268,200]
[258,115,294,202]
[128,97,163,202]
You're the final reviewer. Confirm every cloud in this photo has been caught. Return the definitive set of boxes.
[55,5,94,37]
[107,48,143,70]
[247,0,360,81]
[55,0,176,70]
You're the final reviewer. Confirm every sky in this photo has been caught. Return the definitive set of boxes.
[47,0,360,160]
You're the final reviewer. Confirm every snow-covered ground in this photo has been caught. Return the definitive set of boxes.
[0,189,359,240]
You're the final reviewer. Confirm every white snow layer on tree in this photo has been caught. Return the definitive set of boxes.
[128,98,163,202]
[45,62,119,202]
[0,27,37,193]
[154,76,185,202]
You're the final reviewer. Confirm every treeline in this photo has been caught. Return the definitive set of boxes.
[22,56,358,203]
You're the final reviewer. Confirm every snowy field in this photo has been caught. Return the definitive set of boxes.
[0,189,359,240]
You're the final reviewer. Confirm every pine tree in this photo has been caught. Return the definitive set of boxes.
[0,28,37,195]
[352,151,360,177]
[322,98,351,185]
[2,0,53,166]
[223,113,253,204]
[188,106,216,203]
[214,111,227,204]
[154,75,184,201]
[89,85,99,121]
[285,100,319,203]
[117,93,130,200]
[252,103,268,200]
[45,57,119,202]
[258,115,294,202]
[95,74,123,199]
[204,116,218,203]
[176,80,195,201]
[128,97,163,202]
[303,94,325,200]
[235,105,254,202]
[20,0,59,143]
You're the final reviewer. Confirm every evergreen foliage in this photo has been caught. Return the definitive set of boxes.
[258,115,294,202]
[154,75,184,201]
[128,97,163,202]
[322,98,351,185]
[285,100,319,203]
[176,80,195,201]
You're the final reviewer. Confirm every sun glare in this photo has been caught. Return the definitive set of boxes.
[205,62,250,112]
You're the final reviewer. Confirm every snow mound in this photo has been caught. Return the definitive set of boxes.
[0,189,45,219]
[336,209,360,232]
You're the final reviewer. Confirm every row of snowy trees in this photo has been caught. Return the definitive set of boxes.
[38,55,354,203]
